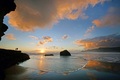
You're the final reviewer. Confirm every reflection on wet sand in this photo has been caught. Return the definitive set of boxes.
[38,55,86,75]
[39,56,48,74]
[87,72,97,80]
[5,65,27,80]
[4,56,120,80]
[84,60,120,74]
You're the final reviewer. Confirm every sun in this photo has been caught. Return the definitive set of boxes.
[40,49,45,53]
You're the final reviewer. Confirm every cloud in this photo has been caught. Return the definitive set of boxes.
[93,7,120,27]
[38,36,53,46]
[46,46,59,49]
[28,35,53,46]
[5,33,16,40]
[62,35,69,40]
[8,0,105,31]
[29,35,39,40]
[75,34,120,49]
[43,36,53,42]
[38,41,46,45]
[84,26,95,37]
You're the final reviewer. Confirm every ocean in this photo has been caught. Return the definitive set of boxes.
[5,52,120,80]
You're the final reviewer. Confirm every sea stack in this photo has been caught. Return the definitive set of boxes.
[60,50,71,56]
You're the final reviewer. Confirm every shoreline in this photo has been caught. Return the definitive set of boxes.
[5,61,120,80]
[4,53,120,80]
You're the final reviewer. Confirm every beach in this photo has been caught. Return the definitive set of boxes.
[1,0,120,80]
[5,52,120,80]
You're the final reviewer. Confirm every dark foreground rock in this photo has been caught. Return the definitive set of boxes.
[60,50,71,56]
[0,48,30,80]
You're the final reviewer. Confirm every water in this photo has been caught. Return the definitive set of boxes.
[20,53,87,73]
[5,52,120,80]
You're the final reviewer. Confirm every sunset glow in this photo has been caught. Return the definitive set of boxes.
[40,49,45,53]
[1,0,120,80]
[0,0,120,53]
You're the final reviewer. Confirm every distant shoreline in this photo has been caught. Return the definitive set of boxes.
[82,47,120,52]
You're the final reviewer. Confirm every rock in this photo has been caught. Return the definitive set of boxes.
[0,48,30,80]
[60,50,71,56]
[44,54,54,56]
[0,0,16,41]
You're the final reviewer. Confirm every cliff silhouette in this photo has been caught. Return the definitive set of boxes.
[0,0,16,41]
[0,49,30,70]
[0,48,30,80]
[0,0,30,80]
[84,47,120,52]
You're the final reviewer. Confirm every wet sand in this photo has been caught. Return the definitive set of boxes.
[5,60,120,80]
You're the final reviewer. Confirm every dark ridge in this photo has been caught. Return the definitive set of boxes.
[0,48,30,80]
[83,47,120,52]
[0,0,16,41]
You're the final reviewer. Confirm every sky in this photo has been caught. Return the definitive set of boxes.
[0,0,120,53]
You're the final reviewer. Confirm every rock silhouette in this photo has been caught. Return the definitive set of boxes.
[0,0,16,41]
[44,54,54,56]
[0,48,30,80]
[60,50,71,56]
[0,1,30,80]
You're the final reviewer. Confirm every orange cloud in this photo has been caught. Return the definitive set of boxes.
[8,0,105,31]
[38,41,46,45]
[93,7,120,27]
[5,33,16,40]
[75,39,98,49]
[75,34,120,49]
[38,36,53,46]
[43,36,53,42]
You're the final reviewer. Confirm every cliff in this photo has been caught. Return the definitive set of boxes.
[84,47,120,52]
[0,49,30,69]
[0,48,30,80]
[0,1,30,80]
[0,0,16,41]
